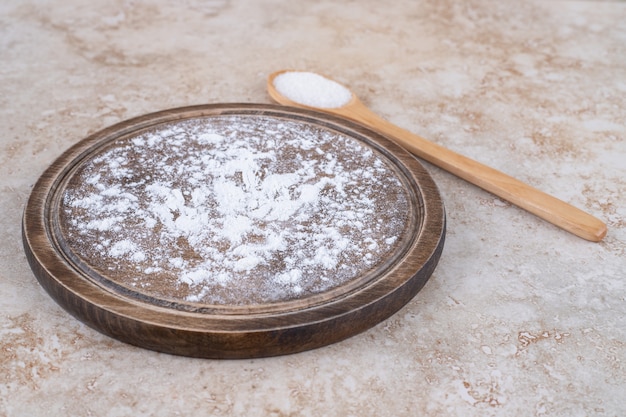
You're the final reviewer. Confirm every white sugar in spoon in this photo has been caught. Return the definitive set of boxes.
[267,70,607,242]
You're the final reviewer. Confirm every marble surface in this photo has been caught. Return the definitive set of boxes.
[1,0,625,415]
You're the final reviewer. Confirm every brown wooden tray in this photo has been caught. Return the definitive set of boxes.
[22,103,445,358]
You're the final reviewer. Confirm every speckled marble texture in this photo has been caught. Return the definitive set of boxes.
[1,0,625,416]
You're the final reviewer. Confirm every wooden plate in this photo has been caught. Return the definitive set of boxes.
[22,104,445,358]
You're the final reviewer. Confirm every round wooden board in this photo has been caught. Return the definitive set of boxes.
[22,103,445,359]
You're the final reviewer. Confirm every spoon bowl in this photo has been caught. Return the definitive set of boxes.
[267,70,607,242]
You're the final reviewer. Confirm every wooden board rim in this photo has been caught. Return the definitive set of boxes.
[22,103,446,358]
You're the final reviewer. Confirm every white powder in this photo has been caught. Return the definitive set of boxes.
[273,71,352,109]
[60,115,410,306]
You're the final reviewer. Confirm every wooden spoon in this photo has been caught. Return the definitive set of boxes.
[267,70,607,242]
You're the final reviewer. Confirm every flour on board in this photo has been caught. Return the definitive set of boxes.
[60,115,411,305]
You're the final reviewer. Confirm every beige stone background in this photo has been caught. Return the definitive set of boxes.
[1,0,625,416]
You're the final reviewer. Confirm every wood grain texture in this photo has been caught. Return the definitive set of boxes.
[22,103,445,359]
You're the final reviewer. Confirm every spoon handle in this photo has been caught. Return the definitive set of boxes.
[337,102,607,242]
